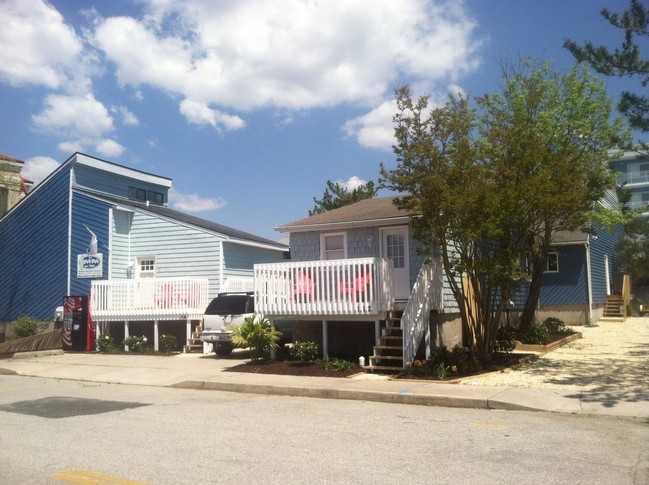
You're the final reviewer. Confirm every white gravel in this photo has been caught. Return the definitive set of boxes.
[459,317,649,393]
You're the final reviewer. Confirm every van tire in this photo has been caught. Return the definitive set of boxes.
[214,343,233,357]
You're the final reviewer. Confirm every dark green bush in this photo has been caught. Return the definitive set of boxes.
[543,317,568,334]
[159,334,178,353]
[96,334,118,352]
[12,315,48,338]
[521,323,550,345]
[289,341,319,362]
[495,327,517,353]
[325,357,356,372]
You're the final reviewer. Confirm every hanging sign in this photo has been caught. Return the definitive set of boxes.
[77,253,103,278]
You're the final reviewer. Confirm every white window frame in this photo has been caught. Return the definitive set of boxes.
[136,256,156,278]
[320,232,347,260]
[545,252,559,273]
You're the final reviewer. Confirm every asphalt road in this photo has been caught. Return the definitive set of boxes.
[1,375,648,485]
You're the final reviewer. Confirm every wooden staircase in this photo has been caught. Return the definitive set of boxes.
[365,310,404,373]
[184,324,204,352]
[601,294,626,322]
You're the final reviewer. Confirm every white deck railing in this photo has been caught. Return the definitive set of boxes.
[254,258,394,318]
[402,259,444,367]
[91,277,209,321]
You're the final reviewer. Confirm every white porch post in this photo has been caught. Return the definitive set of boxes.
[322,320,328,360]
[153,320,159,352]
[95,321,101,351]
[374,320,380,346]
[424,316,431,360]
[124,320,130,352]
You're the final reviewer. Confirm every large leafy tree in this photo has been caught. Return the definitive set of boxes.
[309,179,378,215]
[564,0,649,132]
[381,60,626,360]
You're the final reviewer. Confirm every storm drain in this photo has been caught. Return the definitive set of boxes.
[0,397,150,419]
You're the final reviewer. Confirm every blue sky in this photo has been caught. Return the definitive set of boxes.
[0,0,638,241]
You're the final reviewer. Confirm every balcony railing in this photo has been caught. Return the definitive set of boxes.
[619,170,649,186]
[254,258,394,319]
[91,277,209,321]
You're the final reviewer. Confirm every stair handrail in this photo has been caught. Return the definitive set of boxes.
[402,258,444,367]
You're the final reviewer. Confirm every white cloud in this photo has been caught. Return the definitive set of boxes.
[90,0,482,127]
[0,0,83,88]
[343,100,397,151]
[179,99,245,131]
[336,176,369,191]
[168,188,226,212]
[21,156,60,185]
[96,139,126,157]
[112,106,140,126]
[32,93,115,152]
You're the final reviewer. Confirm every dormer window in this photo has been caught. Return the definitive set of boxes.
[129,186,164,205]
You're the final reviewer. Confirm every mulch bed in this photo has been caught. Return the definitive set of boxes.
[225,351,536,380]
[225,359,362,378]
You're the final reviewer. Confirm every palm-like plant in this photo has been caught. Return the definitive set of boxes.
[228,313,280,361]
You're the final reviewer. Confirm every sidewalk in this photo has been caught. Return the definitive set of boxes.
[1,318,648,419]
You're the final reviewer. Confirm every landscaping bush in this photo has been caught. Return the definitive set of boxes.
[228,313,280,360]
[96,334,118,352]
[158,334,178,353]
[404,344,481,379]
[289,341,319,362]
[495,327,517,353]
[521,323,550,345]
[324,357,356,372]
[12,315,48,338]
[122,335,152,352]
[542,317,569,334]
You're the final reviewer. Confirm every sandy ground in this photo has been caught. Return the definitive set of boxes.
[459,317,649,393]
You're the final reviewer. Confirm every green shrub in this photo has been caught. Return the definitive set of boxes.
[122,335,152,352]
[158,334,178,353]
[543,317,568,334]
[12,315,48,338]
[228,313,280,361]
[495,327,517,353]
[404,344,481,379]
[96,334,118,352]
[289,341,319,362]
[521,323,550,345]
[325,357,356,372]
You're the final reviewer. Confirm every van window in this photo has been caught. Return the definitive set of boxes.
[205,295,254,315]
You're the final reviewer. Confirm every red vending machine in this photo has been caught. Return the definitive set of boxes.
[62,296,96,351]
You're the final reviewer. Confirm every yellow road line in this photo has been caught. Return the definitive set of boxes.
[50,469,150,485]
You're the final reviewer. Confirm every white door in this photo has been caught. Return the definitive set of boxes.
[381,226,410,300]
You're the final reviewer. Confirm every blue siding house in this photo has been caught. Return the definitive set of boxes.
[0,152,287,349]
[253,196,458,370]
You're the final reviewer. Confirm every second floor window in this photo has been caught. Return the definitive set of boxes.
[321,233,346,260]
[545,252,559,273]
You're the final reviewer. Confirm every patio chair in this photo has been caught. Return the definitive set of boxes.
[292,271,315,302]
[339,265,372,302]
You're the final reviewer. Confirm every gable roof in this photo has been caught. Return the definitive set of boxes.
[276,196,411,233]
[85,191,287,250]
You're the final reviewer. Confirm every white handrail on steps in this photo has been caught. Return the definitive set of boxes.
[401,259,444,367]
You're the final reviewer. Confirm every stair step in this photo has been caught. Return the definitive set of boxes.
[369,355,403,361]
[364,365,402,372]
[373,345,402,351]
[379,335,403,342]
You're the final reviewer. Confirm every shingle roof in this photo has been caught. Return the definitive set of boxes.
[277,196,410,232]
[84,191,288,250]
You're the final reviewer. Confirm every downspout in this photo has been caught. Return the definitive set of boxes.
[585,241,593,325]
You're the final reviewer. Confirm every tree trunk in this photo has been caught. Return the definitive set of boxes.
[519,260,545,330]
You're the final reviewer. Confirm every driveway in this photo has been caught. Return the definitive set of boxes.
[460,317,649,407]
